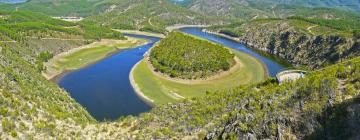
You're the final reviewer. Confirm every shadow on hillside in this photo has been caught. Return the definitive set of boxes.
[305,96,360,140]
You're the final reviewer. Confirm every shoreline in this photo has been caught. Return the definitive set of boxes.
[166,24,210,32]
[43,37,149,80]
[113,29,166,38]
[202,29,270,78]
[129,60,155,106]
[129,27,270,104]
[144,56,244,85]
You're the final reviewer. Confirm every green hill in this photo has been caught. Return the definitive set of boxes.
[150,32,235,79]
[0,11,124,73]
[0,0,120,16]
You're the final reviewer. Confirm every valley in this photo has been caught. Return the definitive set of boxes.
[0,0,359,139]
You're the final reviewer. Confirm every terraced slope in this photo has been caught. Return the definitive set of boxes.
[186,0,360,19]
[82,0,223,33]
[0,11,124,69]
[207,18,360,69]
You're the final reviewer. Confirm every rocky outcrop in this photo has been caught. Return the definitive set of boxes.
[216,21,360,69]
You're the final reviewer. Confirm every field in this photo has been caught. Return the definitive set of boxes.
[43,37,147,79]
[132,49,267,104]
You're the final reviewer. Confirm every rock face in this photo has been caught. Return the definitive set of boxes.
[215,20,360,69]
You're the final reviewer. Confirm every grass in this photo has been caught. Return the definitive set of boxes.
[132,49,267,104]
[54,46,117,70]
[44,37,147,79]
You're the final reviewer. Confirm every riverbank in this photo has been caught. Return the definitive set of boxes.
[113,29,166,38]
[202,28,290,75]
[166,24,210,32]
[131,48,266,104]
[43,37,148,80]
[144,56,243,84]
[202,29,242,42]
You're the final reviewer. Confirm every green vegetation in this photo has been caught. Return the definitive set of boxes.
[44,37,147,79]
[207,17,360,69]
[130,57,360,139]
[150,32,235,79]
[0,11,124,42]
[37,51,54,62]
[0,43,95,138]
[36,51,53,72]
[0,11,126,73]
[0,0,120,17]
[0,0,360,139]
[81,0,225,34]
[133,48,266,104]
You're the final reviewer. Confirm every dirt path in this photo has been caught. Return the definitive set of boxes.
[148,16,154,27]
[307,25,318,34]
[0,40,17,43]
[27,37,87,41]
[251,15,259,20]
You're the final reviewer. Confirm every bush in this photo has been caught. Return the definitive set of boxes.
[2,118,15,132]
[38,51,53,62]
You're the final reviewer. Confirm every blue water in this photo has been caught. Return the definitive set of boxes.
[58,34,159,121]
[0,0,27,4]
[58,29,287,121]
[180,27,286,76]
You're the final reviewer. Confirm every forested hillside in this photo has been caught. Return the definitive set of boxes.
[186,0,360,19]
[2,0,360,33]
[81,0,224,34]
[150,32,235,79]
[207,17,360,69]
[0,0,120,16]
[0,11,124,71]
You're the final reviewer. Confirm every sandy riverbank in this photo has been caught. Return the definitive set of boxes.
[129,61,155,106]
[202,29,242,42]
[43,37,148,80]
[166,24,210,32]
[113,29,165,38]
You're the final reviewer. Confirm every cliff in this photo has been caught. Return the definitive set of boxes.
[209,19,360,69]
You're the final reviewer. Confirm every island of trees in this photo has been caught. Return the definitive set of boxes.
[149,32,235,79]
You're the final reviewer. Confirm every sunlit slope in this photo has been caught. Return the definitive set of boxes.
[82,0,224,33]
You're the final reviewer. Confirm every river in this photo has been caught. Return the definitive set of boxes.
[58,28,287,121]
[0,0,27,4]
